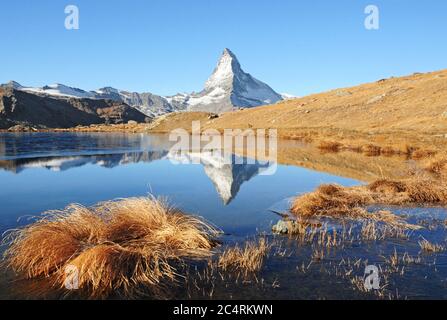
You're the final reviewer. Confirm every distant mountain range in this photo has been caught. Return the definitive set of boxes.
[0,49,288,129]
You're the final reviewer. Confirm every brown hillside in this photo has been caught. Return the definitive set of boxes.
[148,69,447,152]
[208,69,447,134]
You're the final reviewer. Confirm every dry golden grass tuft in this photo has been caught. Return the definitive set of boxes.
[2,196,220,298]
[361,144,382,156]
[317,141,343,152]
[412,149,437,160]
[217,238,269,274]
[291,184,370,218]
[418,239,445,253]
[425,156,447,177]
[291,177,447,229]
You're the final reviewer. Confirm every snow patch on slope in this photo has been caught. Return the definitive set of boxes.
[22,84,96,99]
[188,87,226,106]
[280,93,296,100]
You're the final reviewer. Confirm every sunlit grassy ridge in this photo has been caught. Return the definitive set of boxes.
[139,69,447,155]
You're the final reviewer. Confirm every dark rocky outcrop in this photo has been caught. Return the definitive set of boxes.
[0,88,149,129]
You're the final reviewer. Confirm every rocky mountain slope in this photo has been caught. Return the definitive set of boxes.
[0,87,149,129]
[1,82,174,118]
[95,87,178,116]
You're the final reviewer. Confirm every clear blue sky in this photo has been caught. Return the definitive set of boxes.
[0,0,446,96]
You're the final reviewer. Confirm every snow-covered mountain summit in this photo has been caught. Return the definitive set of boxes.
[187,48,283,113]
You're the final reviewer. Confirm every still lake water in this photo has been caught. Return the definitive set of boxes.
[0,132,359,236]
[0,132,446,299]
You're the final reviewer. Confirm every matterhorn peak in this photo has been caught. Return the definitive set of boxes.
[205,48,243,90]
[188,48,283,113]
[221,48,240,65]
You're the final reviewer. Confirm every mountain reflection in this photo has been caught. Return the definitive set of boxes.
[0,132,277,205]
[0,150,274,205]
[167,151,273,205]
[0,151,168,173]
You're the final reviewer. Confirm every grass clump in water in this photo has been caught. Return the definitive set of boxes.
[418,238,445,253]
[217,238,269,274]
[290,178,447,229]
[2,196,220,299]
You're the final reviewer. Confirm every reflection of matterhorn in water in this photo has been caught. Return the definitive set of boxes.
[168,151,275,205]
[0,142,276,204]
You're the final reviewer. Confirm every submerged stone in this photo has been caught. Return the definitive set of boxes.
[272,220,295,234]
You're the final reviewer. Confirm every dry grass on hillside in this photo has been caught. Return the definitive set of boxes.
[2,197,219,298]
[203,69,447,134]
[290,178,447,229]
[139,69,447,156]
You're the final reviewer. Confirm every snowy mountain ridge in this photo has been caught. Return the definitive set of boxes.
[2,49,285,116]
